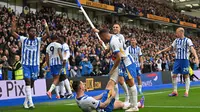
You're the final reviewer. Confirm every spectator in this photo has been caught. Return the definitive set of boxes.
[1,55,10,80]
[10,55,23,80]
[79,58,93,76]
[0,63,2,80]
[92,56,102,75]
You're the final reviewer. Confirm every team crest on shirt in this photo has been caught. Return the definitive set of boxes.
[183,67,189,72]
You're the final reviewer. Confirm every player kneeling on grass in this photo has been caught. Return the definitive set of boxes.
[72,81,144,112]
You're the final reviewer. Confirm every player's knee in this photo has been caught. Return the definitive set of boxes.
[118,76,124,85]
[126,79,134,87]
[24,78,31,86]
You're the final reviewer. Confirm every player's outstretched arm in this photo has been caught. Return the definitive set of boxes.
[109,52,121,75]
[11,16,20,39]
[99,91,115,109]
[156,46,172,55]
[41,19,50,41]
[93,93,103,100]
[191,46,199,66]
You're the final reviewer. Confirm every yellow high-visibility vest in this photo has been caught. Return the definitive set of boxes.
[14,61,23,80]
[189,66,194,76]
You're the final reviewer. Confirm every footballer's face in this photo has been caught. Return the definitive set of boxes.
[113,24,120,34]
[80,81,85,91]
[131,38,137,46]
[28,28,37,38]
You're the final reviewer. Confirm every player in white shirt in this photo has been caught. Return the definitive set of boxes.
[72,80,144,112]
[11,16,50,109]
[94,29,139,112]
[46,35,64,99]
[126,37,144,94]
[157,27,199,97]
[112,24,130,103]
[55,37,73,99]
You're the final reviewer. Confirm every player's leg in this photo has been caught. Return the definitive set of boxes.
[118,76,129,102]
[136,67,143,95]
[182,60,190,97]
[114,83,119,100]
[169,60,180,97]
[62,66,73,98]
[55,82,61,99]
[124,64,138,112]
[47,65,62,99]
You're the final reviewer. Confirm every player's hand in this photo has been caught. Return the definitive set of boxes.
[92,28,99,33]
[42,19,48,28]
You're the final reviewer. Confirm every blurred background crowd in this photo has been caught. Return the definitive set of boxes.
[0,0,199,80]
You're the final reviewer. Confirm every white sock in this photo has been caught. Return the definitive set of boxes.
[172,77,177,93]
[55,85,60,96]
[64,79,72,94]
[138,85,142,93]
[114,84,119,100]
[25,86,33,105]
[121,82,129,102]
[128,85,138,108]
[137,102,141,107]
[48,84,56,93]
[185,77,190,93]
[60,81,65,96]
[24,96,28,104]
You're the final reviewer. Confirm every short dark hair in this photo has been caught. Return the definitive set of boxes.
[72,81,81,92]
[27,27,36,32]
[99,29,109,36]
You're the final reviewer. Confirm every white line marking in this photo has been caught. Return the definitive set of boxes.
[146,106,200,109]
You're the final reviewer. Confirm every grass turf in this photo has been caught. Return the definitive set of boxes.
[0,86,200,112]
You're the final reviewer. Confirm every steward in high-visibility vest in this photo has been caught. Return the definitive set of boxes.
[12,55,23,80]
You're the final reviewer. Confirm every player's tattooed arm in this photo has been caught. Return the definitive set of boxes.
[156,46,172,55]
[109,52,121,75]
[45,53,50,69]
[191,46,199,66]
[11,16,20,39]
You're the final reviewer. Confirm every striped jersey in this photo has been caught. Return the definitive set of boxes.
[127,46,142,67]
[110,35,135,67]
[172,37,193,60]
[46,42,62,66]
[116,34,126,49]
[62,43,70,61]
[19,36,41,66]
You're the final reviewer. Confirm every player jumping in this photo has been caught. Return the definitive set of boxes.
[11,16,50,108]
[127,37,144,94]
[156,27,199,97]
[46,35,64,99]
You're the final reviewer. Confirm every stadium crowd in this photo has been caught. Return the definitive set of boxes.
[0,5,199,80]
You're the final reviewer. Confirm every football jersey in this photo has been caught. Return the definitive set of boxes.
[127,46,142,67]
[110,35,134,67]
[172,37,193,60]
[62,43,70,61]
[76,95,100,112]
[19,36,41,66]
[46,42,62,66]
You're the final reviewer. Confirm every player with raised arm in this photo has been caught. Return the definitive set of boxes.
[112,23,130,102]
[156,27,199,97]
[127,37,144,94]
[94,29,139,112]
[46,35,64,99]
[72,80,144,112]
[11,16,50,109]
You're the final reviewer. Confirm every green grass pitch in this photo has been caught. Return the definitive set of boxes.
[1,86,200,112]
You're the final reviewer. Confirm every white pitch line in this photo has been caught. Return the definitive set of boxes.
[146,106,200,109]
[64,86,200,106]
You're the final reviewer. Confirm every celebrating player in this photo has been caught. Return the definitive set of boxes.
[55,36,73,99]
[46,35,64,99]
[94,28,139,112]
[112,23,130,102]
[72,80,144,112]
[156,27,199,97]
[11,16,50,108]
[127,37,144,94]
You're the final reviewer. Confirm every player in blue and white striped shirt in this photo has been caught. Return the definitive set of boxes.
[46,35,64,99]
[126,37,144,95]
[157,27,199,97]
[11,16,50,108]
